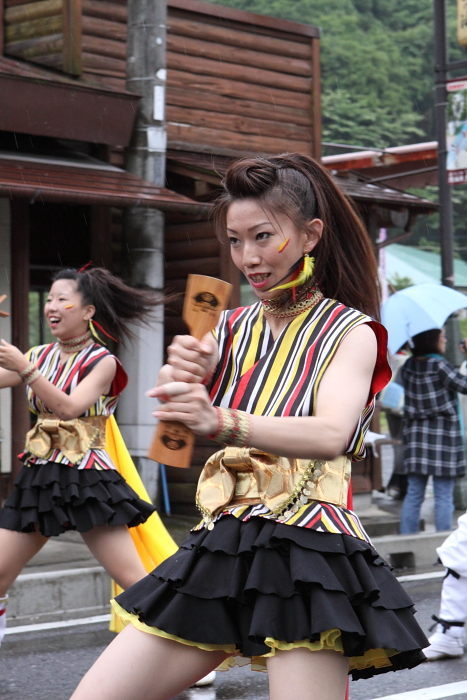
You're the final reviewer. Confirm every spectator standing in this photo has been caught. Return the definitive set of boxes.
[400,328,467,534]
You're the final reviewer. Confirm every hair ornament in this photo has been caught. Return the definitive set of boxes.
[277,238,290,253]
[78,261,93,273]
[89,319,117,345]
[266,255,315,294]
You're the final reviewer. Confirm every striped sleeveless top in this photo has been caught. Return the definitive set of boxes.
[196,298,390,542]
[21,342,128,470]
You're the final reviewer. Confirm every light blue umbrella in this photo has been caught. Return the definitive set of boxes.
[381,283,467,354]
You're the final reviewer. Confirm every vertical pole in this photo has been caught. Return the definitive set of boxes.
[434,0,463,364]
[434,0,455,288]
[10,200,30,482]
[118,0,167,502]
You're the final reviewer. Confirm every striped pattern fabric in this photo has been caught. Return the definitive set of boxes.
[22,343,123,470]
[202,299,389,542]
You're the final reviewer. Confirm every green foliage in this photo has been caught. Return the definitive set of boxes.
[388,273,415,291]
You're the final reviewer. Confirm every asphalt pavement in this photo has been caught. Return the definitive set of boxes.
[3,575,467,700]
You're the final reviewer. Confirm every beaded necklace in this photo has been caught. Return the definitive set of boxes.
[58,330,93,354]
[261,282,324,319]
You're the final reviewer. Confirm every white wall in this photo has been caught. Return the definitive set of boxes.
[0,199,11,474]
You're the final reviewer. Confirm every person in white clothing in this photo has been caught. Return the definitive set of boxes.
[424,512,467,659]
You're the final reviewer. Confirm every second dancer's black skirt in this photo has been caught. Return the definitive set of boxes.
[0,461,156,537]
[114,515,428,680]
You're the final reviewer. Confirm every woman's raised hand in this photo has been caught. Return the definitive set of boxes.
[167,335,215,383]
[149,382,219,436]
[0,340,29,373]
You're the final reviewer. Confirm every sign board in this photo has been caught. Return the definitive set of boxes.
[447,79,467,184]
[459,0,467,46]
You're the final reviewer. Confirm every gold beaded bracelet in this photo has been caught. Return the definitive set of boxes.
[18,362,41,385]
[209,407,252,447]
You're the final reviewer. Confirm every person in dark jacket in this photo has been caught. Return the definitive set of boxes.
[400,328,467,534]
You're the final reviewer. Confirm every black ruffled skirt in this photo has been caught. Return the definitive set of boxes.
[0,462,156,537]
[114,515,428,680]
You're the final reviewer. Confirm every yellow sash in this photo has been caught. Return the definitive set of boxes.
[106,416,178,632]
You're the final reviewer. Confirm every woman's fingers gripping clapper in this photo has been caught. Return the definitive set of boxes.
[151,382,218,435]
[167,335,214,383]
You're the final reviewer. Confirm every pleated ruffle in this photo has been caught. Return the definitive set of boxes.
[0,462,156,537]
[115,515,428,680]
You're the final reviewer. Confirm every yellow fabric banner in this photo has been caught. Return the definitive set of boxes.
[105,415,178,632]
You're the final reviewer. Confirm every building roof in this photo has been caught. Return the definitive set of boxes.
[384,244,467,288]
[0,152,209,214]
[166,150,438,214]
[322,142,438,189]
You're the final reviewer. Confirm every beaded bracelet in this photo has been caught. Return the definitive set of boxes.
[208,407,252,447]
[18,362,41,385]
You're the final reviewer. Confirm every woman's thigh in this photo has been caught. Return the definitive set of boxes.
[80,524,147,589]
[70,624,228,700]
[267,648,349,700]
[0,527,48,594]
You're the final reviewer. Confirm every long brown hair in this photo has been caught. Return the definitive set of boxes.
[53,267,162,344]
[213,153,380,319]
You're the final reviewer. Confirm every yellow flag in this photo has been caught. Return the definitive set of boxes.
[105,415,178,632]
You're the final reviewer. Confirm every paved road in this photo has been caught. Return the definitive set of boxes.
[2,577,467,700]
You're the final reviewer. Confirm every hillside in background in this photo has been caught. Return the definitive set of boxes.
[206,0,467,261]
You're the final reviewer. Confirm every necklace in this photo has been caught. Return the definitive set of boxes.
[262,283,324,319]
[58,330,93,354]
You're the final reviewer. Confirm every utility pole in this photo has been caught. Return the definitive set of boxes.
[434,0,466,365]
[118,0,167,500]
[434,0,455,289]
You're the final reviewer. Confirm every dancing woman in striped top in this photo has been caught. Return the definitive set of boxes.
[71,154,428,700]
[0,267,166,646]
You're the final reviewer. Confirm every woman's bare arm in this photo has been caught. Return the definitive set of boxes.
[149,324,378,461]
[0,340,117,420]
[0,367,23,389]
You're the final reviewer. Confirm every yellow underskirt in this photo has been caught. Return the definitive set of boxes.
[111,600,398,673]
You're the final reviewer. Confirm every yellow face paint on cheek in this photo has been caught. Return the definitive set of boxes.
[277,238,290,253]
[65,305,74,309]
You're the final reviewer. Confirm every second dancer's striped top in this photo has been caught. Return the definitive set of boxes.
[21,342,128,470]
[201,297,390,541]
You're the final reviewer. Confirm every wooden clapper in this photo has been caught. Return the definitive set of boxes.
[148,274,232,468]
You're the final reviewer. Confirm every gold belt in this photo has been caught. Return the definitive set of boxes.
[25,414,107,465]
[196,446,351,527]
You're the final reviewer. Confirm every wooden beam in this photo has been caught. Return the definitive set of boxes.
[167,86,311,126]
[167,15,311,60]
[167,51,311,93]
[166,105,311,141]
[63,0,82,75]
[167,122,312,155]
[4,0,62,24]
[311,38,321,161]
[167,33,311,77]
[168,0,320,40]
[4,15,62,43]
[10,200,30,482]
[168,69,312,110]
[0,0,4,54]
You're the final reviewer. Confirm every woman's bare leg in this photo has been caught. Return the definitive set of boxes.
[70,624,228,700]
[267,648,349,700]
[80,525,148,589]
[0,527,48,596]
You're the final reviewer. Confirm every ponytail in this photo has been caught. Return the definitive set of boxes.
[52,267,163,344]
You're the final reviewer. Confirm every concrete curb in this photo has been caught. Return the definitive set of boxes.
[8,566,110,627]
[371,531,449,569]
